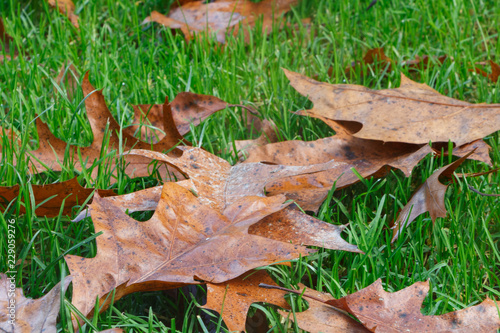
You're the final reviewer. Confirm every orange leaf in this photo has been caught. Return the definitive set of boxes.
[203,270,290,332]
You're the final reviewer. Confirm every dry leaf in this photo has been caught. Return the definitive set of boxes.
[74,147,362,252]
[203,270,290,332]
[0,274,72,333]
[65,183,311,319]
[72,181,362,253]
[126,147,362,252]
[128,92,255,141]
[327,279,500,332]
[277,285,370,333]
[241,116,433,212]
[128,147,346,211]
[284,69,500,146]
[22,73,187,180]
[144,0,298,43]
[0,177,115,217]
[47,0,79,29]
[390,151,474,242]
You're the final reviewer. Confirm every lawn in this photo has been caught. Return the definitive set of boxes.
[0,0,499,332]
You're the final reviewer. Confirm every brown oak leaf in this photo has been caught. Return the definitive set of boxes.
[284,69,500,147]
[73,180,362,254]
[24,73,187,180]
[144,0,298,43]
[327,279,500,332]
[125,147,362,252]
[128,92,255,141]
[65,183,312,319]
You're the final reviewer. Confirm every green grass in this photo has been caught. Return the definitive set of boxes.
[1,0,499,331]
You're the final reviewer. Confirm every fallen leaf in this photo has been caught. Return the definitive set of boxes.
[23,73,187,180]
[128,92,255,141]
[277,285,370,333]
[128,146,346,211]
[47,0,79,29]
[72,181,362,253]
[284,69,500,146]
[0,273,72,333]
[203,270,290,332]
[327,279,500,332]
[473,60,500,83]
[73,146,361,252]
[65,183,311,319]
[0,177,115,217]
[144,0,298,43]
[390,151,474,242]
[241,116,433,212]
